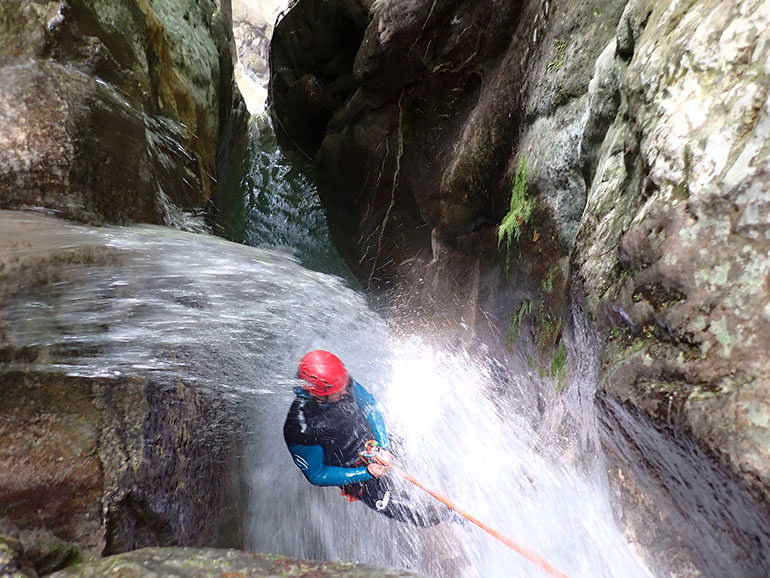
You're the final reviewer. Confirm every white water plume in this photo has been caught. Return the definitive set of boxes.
[245,329,655,578]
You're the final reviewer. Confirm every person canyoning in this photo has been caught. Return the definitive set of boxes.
[283,351,561,578]
[283,349,455,527]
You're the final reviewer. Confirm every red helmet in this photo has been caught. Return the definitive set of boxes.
[297,350,349,396]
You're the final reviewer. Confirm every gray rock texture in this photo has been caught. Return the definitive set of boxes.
[576,0,770,501]
[0,215,238,563]
[573,1,770,573]
[0,0,242,225]
[48,547,422,578]
[269,0,625,347]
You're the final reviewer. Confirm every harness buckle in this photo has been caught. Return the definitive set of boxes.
[359,439,380,464]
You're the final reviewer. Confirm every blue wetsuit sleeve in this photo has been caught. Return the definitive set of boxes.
[288,444,373,486]
[352,381,390,449]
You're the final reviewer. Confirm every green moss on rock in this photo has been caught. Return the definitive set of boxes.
[498,155,534,267]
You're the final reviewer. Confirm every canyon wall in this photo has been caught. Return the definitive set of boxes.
[269,1,770,575]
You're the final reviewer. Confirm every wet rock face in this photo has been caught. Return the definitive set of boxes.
[0,374,107,555]
[0,60,159,224]
[0,218,238,561]
[0,374,234,562]
[0,0,240,225]
[574,0,770,506]
[599,396,770,578]
[270,0,373,158]
[268,0,625,339]
[270,0,534,345]
[48,547,423,578]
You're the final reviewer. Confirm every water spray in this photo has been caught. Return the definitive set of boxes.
[361,441,571,578]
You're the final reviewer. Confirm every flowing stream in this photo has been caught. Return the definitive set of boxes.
[1,108,655,577]
[1,209,652,578]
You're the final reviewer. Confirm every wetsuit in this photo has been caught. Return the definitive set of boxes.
[283,379,450,527]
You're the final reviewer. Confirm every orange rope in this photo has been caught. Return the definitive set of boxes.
[373,453,570,578]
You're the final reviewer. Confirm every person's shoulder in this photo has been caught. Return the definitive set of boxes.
[285,394,311,435]
[289,387,313,405]
[349,379,364,396]
[293,386,311,399]
[350,379,377,402]
[286,389,311,415]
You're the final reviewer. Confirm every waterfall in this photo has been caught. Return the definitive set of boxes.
[214,115,355,281]
[2,207,653,577]
[211,112,655,577]
[0,210,373,401]
[243,308,656,578]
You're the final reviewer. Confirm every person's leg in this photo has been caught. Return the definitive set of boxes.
[358,479,455,527]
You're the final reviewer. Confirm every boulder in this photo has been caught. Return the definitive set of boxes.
[0,0,243,225]
[268,0,623,348]
[0,518,80,578]
[0,214,239,562]
[573,0,770,573]
[575,0,770,501]
[48,547,422,577]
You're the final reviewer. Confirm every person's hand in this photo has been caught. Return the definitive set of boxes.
[367,463,388,478]
[376,449,393,467]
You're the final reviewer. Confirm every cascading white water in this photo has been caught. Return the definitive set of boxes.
[244,323,656,578]
[1,211,375,400]
[2,209,653,577]
[207,100,656,575]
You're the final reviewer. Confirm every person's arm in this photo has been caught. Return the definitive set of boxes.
[288,443,373,486]
[351,380,390,449]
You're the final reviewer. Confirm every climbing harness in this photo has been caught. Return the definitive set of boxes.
[361,440,571,578]
[359,439,382,465]
[359,441,391,510]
